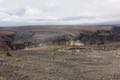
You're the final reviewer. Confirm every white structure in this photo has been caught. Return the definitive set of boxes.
[67,40,84,46]
[24,47,29,50]
[39,43,43,47]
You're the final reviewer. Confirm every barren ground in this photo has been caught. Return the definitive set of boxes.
[0,46,120,80]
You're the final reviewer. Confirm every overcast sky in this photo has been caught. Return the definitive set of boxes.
[0,0,119,25]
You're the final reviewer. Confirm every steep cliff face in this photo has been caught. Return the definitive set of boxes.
[12,32,70,50]
[1,26,120,50]
[0,31,15,50]
[77,27,120,45]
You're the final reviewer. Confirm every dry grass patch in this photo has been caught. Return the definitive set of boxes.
[24,45,66,51]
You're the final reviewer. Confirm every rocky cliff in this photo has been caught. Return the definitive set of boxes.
[1,26,120,50]
[76,27,120,45]
[0,31,15,50]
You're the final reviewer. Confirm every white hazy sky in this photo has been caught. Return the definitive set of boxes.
[0,0,120,25]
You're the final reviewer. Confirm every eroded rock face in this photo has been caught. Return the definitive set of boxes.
[77,28,120,45]
[12,33,70,50]
[1,26,120,50]
[0,31,15,50]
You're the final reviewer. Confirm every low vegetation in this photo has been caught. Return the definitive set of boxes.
[0,76,7,80]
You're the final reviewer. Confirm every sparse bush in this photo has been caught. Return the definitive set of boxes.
[16,58,22,62]
[4,48,12,56]
[0,76,7,80]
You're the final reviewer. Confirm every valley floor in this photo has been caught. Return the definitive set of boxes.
[0,47,120,80]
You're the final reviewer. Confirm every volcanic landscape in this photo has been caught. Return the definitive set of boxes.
[0,25,120,80]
